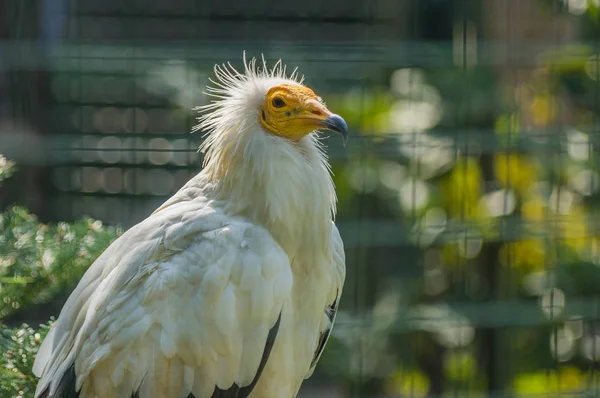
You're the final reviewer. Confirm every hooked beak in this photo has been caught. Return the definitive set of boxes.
[322,114,349,146]
[301,99,349,146]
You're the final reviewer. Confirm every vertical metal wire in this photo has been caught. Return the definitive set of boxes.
[409,1,420,396]
[76,0,84,217]
[552,1,560,395]
[350,0,375,396]
[591,4,600,393]
[545,1,560,396]
[129,2,138,227]
[503,0,516,390]
[461,8,468,397]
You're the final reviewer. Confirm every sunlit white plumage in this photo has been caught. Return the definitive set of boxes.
[33,54,346,398]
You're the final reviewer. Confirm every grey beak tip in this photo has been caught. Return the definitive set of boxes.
[324,114,348,146]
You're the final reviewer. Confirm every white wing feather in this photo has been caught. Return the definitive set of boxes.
[34,197,292,398]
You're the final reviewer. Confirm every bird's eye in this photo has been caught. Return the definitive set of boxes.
[272,97,286,108]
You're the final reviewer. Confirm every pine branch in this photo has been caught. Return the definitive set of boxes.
[0,321,53,397]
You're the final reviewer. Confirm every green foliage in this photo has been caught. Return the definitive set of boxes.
[0,322,53,398]
[0,206,122,320]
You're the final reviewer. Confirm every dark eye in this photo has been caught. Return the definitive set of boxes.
[272,97,285,108]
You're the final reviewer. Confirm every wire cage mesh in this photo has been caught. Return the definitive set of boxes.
[2,0,600,397]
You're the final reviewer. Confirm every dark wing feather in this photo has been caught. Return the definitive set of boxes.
[186,311,282,398]
[310,291,340,370]
[36,365,79,398]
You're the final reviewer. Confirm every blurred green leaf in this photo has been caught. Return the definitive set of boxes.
[0,206,122,320]
[0,321,52,397]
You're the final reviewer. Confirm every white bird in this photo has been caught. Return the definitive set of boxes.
[33,54,347,398]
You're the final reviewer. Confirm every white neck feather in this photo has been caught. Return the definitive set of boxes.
[190,56,337,258]
[208,133,335,257]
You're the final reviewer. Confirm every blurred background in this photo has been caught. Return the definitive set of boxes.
[2,0,600,397]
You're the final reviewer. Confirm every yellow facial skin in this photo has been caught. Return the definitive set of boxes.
[259,84,336,141]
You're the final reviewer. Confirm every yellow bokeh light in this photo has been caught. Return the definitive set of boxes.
[513,366,586,396]
[494,153,538,196]
[384,369,430,398]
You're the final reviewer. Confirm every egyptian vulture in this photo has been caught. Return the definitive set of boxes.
[32,55,347,398]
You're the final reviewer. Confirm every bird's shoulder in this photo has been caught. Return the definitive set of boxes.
[100,194,289,290]
[79,194,291,333]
